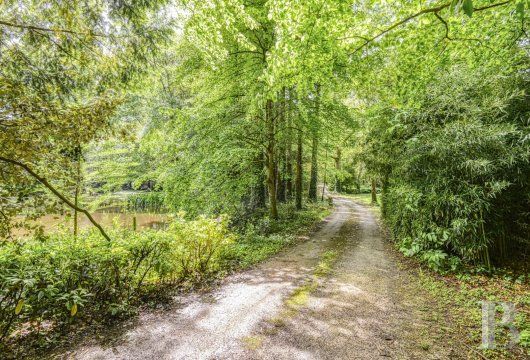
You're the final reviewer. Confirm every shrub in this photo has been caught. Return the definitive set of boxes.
[0,201,329,349]
[373,68,530,269]
[0,216,233,341]
[385,120,530,268]
[170,216,235,277]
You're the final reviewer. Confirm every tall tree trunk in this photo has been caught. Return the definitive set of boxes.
[277,89,287,203]
[355,164,363,193]
[371,178,377,204]
[246,152,266,213]
[286,141,293,201]
[285,88,293,200]
[295,129,303,210]
[74,185,79,238]
[257,157,267,209]
[321,141,328,201]
[277,150,286,203]
[308,129,318,201]
[265,99,278,219]
[381,174,389,216]
[333,146,342,193]
[308,85,320,201]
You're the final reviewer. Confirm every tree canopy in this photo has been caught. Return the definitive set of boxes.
[1,0,528,271]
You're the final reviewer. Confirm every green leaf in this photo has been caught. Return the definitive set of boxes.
[71,303,78,317]
[516,1,525,21]
[463,0,474,17]
[15,299,24,315]
[450,0,461,14]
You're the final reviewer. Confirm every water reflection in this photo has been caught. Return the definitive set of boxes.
[13,210,169,237]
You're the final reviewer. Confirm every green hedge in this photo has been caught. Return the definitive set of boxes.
[384,121,530,270]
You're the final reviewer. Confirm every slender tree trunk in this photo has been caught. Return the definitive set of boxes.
[277,89,287,203]
[308,132,318,201]
[371,178,377,204]
[295,129,303,210]
[286,142,293,201]
[356,164,363,193]
[277,145,286,203]
[381,174,389,216]
[257,154,267,209]
[321,141,328,201]
[74,187,79,238]
[308,85,320,201]
[265,99,278,219]
[333,146,342,193]
[285,88,293,200]
[245,152,266,213]
[275,152,283,202]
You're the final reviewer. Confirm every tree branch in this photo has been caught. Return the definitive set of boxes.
[474,0,512,11]
[0,156,111,241]
[228,50,262,56]
[347,0,513,55]
[434,12,451,39]
[0,20,105,37]
[433,12,501,54]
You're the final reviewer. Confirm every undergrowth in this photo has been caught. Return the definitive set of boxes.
[0,201,331,359]
[342,194,530,359]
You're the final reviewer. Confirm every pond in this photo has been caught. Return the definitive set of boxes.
[13,210,169,238]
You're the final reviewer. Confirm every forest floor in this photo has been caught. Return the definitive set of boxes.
[56,198,487,359]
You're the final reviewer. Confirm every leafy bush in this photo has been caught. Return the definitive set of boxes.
[170,216,234,277]
[0,201,330,354]
[386,120,530,268]
[221,202,331,269]
[0,216,233,341]
[372,68,530,270]
[222,233,293,269]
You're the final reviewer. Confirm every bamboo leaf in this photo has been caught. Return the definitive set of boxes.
[71,303,78,317]
[516,1,525,21]
[463,0,474,17]
[15,299,24,315]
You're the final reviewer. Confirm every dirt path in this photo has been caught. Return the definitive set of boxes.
[62,198,457,360]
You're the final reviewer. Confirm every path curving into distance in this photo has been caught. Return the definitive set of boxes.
[61,198,459,360]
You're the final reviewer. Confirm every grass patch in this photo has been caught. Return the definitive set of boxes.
[337,192,374,205]
[285,249,340,309]
[286,283,315,307]
[221,202,332,270]
[269,316,287,328]
[314,250,338,277]
[419,340,431,351]
[241,335,263,350]
[413,267,530,359]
